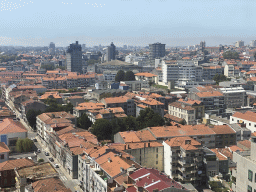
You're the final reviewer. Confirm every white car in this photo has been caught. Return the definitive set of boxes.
[55,164,59,168]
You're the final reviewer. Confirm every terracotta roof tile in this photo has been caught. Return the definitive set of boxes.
[232,111,256,123]
[210,125,236,135]
[0,159,34,171]
[0,118,27,135]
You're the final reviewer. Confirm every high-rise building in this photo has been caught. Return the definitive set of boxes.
[200,41,206,51]
[81,44,86,51]
[149,42,166,59]
[106,42,116,62]
[66,41,82,73]
[49,42,55,55]
[235,40,244,48]
[250,40,256,47]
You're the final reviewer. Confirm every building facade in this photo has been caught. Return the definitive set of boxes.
[66,41,82,73]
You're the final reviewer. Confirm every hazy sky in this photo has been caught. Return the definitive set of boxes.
[1,0,256,47]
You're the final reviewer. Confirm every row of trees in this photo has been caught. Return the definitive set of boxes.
[0,54,22,62]
[115,70,135,82]
[90,108,165,141]
[16,138,33,153]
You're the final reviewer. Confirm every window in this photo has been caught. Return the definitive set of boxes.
[248,170,253,182]
[156,154,158,158]
[255,173,256,183]
[156,161,158,164]
[0,155,4,159]
[249,123,251,126]
[248,185,252,192]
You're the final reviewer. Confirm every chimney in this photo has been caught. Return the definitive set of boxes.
[185,140,191,145]
[108,158,112,163]
[120,167,124,172]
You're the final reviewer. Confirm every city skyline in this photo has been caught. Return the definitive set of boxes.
[1,0,256,46]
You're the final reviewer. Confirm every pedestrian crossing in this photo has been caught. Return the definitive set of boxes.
[60,175,67,181]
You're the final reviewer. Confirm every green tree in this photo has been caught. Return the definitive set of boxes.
[91,119,113,141]
[16,138,33,152]
[213,74,227,85]
[22,138,33,152]
[26,109,42,130]
[77,113,92,130]
[123,116,137,131]
[222,51,239,60]
[136,108,165,130]
[64,102,73,113]
[115,70,125,82]
[16,139,23,153]
[124,71,135,81]
[38,158,44,163]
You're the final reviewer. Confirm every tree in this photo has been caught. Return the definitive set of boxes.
[213,74,227,85]
[64,102,73,114]
[77,113,92,130]
[123,116,137,131]
[38,158,44,163]
[91,119,113,141]
[16,139,23,153]
[136,108,165,130]
[22,138,33,152]
[16,138,33,152]
[115,70,125,82]
[124,71,135,81]
[222,51,239,60]
[26,109,42,130]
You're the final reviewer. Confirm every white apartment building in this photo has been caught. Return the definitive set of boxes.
[168,102,196,125]
[230,111,256,132]
[162,60,203,84]
[103,70,117,81]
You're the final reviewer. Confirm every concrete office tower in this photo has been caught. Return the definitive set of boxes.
[235,40,244,48]
[106,42,116,62]
[49,42,55,55]
[149,42,166,59]
[66,41,82,73]
[200,41,206,51]
[250,40,256,47]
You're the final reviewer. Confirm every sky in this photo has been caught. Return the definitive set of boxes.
[1,0,256,47]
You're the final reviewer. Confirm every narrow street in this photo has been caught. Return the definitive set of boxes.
[5,99,82,192]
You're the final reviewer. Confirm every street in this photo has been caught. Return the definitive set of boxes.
[5,99,82,192]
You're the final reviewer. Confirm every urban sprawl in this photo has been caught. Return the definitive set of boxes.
[0,40,255,192]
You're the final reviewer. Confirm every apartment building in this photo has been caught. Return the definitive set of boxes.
[168,102,196,125]
[189,91,224,115]
[120,80,150,91]
[87,107,127,123]
[219,87,246,108]
[110,141,164,171]
[230,111,256,132]
[36,111,76,146]
[178,98,205,119]
[163,137,205,186]
[162,60,203,84]
[127,168,188,192]
[136,98,165,117]
[210,125,237,148]
[103,70,117,81]
[232,135,256,192]
[114,129,157,144]
[101,96,135,116]
[134,72,157,82]
[202,65,223,80]
[73,102,105,117]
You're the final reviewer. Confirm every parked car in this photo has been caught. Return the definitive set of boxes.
[49,157,54,162]
[33,138,37,142]
[37,149,41,153]
[45,152,49,156]
[55,164,59,168]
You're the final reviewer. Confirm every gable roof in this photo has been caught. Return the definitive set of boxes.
[0,118,27,135]
[232,111,256,123]
[32,177,72,192]
[0,159,34,171]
